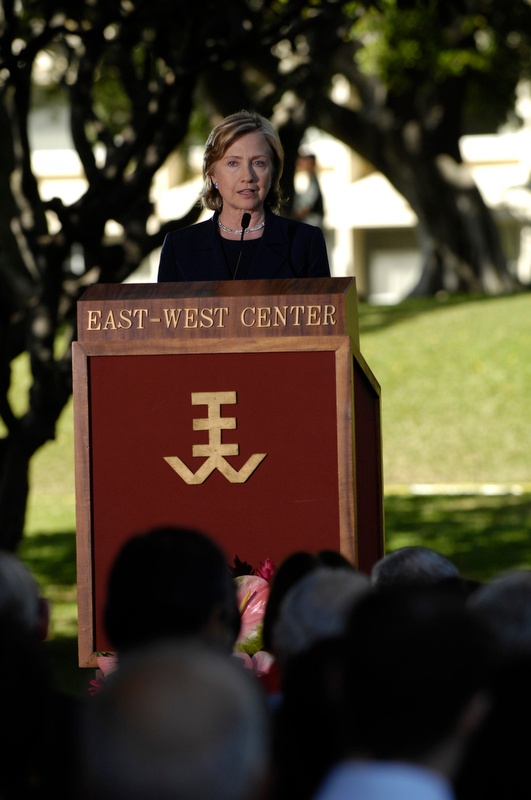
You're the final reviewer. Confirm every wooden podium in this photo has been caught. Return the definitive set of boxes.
[73,277,384,666]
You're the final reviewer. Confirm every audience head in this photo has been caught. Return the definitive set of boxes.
[370,545,460,589]
[272,566,370,671]
[457,572,531,798]
[262,551,320,652]
[454,650,531,800]
[273,634,350,800]
[467,568,531,658]
[317,549,357,570]
[341,585,493,772]
[0,549,49,640]
[262,549,357,653]
[80,640,272,800]
[0,615,55,799]
[104,526,240,656]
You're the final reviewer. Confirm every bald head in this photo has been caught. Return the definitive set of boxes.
[81,641,271,800]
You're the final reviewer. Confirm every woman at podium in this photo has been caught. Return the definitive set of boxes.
[157,110,331,282]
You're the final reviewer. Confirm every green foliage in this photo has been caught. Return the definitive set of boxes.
[350,1,492,87]
[347,0,531,125]
[234,624,264,656]
[92,58,133,136]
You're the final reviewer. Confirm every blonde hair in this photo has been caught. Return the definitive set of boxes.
[200,110,284,213]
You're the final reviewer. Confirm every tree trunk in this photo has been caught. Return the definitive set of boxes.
[315,96,521,296]
[381,138,519,296]
[0,436,31,551]
[0,346,73,551]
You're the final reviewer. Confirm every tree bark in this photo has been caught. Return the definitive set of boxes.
[315,95,521,295]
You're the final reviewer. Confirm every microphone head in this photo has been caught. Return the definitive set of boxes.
[241,213,251,230]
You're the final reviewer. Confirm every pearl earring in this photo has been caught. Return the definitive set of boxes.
[214,182,218,188]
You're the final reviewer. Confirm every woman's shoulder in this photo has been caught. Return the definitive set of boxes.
[267,212,325,239]
[269,211,320,228]
[166,216,215,243]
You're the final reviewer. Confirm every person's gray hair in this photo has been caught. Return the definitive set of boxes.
[272,566,370,669]
[370,546,460,589]
[81,640,271,800]
[0,551,41,634]
[468,568,531,656]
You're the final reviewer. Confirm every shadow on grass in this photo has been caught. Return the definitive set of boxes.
[384,492,531,582]
[19,530,89,697]
[19,529,77,588]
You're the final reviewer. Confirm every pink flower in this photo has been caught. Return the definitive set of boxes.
[233,650,275,677]
[96,654,119,676]
[235,575,270,635]
[256,558,275,582]
[251,649,275,676]
[88,677,105,696]
[234,574,270,654]
[233,652,253,670]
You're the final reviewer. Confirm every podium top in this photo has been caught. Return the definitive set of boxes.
[76,277,359,344]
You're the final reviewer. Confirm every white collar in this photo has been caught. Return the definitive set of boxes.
[314,760,455,800]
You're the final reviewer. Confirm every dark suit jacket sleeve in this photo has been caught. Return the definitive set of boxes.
[250,215,330,279]
[304,224,330,278]
[158,232,180,282]
[157,219,230,282]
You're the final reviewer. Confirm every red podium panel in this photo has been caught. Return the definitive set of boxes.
[73,279,384,665]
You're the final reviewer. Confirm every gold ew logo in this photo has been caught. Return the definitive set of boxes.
[164,391,267,485]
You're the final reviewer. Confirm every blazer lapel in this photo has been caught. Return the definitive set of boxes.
[190,216,232,280]
[249,213,291,279]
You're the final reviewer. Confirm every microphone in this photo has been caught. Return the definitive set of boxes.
[233,213,251,280]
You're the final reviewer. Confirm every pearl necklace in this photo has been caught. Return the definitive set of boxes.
[218,219,265,235]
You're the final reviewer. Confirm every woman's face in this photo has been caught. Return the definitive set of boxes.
[210,131,273,218]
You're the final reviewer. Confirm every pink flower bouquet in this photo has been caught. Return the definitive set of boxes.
[232,557,275,657]
[234,574,270,655]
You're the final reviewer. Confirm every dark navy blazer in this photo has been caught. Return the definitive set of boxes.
[157,212,330,281]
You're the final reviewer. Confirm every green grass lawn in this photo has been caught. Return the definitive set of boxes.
[358,293,531,487]
[9,290,531,696]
